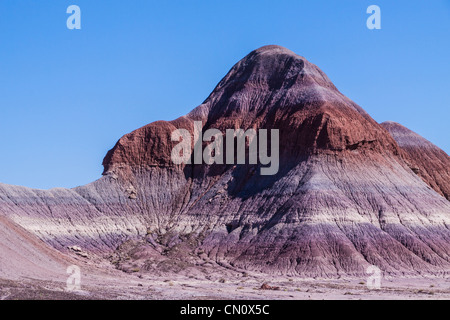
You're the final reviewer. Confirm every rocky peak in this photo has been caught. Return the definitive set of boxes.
[103,46,402,176]
[189,45,364,121]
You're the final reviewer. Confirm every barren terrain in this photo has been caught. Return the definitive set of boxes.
[1,46,449,300]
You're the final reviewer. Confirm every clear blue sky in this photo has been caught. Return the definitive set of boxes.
[0,1,449,189]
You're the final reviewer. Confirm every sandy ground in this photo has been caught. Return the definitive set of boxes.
[2,265,450,300]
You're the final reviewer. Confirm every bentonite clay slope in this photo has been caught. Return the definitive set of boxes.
[0,214,74,281]
[381,121,450,201]
[1,45,450,278]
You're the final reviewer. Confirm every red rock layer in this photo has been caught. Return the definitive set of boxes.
[381,121,450,201]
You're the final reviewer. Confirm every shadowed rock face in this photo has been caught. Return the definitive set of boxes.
[381,121,450,201]
[1,45,450,278]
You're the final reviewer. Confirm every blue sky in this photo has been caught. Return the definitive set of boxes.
[0,0,449,189]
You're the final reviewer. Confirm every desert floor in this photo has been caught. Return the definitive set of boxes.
[1,267,449,300]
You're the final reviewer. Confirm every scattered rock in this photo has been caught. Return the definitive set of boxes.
[260,283,280,291]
